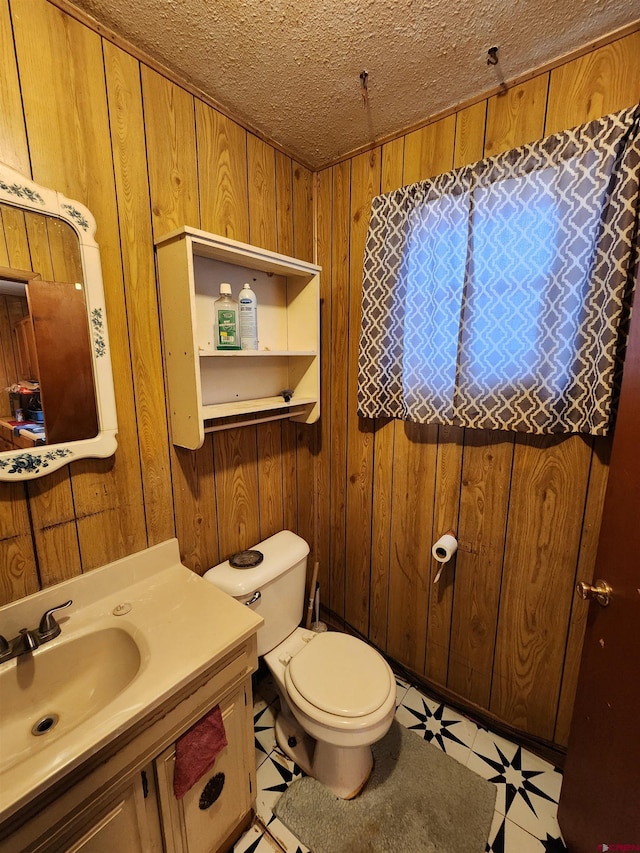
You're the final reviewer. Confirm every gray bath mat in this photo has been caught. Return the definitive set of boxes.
[274,720,496,853]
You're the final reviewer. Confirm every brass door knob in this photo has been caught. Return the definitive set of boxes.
[576,579,612,607]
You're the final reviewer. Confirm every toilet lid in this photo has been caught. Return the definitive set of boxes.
[286,632,393,717]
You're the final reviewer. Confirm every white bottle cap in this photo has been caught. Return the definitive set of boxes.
[220,282,232,295]
[242,282,251,290]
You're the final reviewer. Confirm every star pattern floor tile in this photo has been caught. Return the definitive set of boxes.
[395,685,479,764]
[234,822,284,853]
[468,727,564,842]
[254,698,278,769]
[236,668,568,853]
[255,749,305,826]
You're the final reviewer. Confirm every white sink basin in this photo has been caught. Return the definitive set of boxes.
[0,627,142,774]
[0,539,262,824]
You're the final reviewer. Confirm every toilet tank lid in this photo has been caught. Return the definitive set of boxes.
[204,530,309,597]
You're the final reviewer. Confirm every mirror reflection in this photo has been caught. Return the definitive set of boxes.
[0,203,99,453]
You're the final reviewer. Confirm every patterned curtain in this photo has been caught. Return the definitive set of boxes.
[358,106,640,435]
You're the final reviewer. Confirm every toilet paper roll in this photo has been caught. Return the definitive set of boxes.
[432,533,458,584]
[431,534,458,563]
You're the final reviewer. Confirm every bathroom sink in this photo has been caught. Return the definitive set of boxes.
[0,627,141,774]
[0,538,262,825]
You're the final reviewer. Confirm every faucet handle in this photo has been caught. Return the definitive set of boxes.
[19,628,39,652]
[38,599,73,641]
[0,635,10,661]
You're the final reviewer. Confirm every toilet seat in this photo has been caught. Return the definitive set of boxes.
[285,632,393,718]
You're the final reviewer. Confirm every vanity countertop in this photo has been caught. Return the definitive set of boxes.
[0,539,262,824]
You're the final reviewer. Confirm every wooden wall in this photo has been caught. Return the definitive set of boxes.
[0,0,315,600]
[315,30,640,749]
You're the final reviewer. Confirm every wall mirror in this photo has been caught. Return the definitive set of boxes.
[0,162,117,480]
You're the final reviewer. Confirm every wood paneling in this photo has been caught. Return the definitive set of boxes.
[545,31,640,135]
[490,435,592,739]
[247,134,286,545]
[345,150,379,635]
[248,134,277,251]
[328,160,351,619]
[24,214,54,279]
[214,428,260,558]
[104,42,174,548]
[46,218,82,282]
[275,152,294,257]
[315,29,640,749]
[369,137,406,651]
[315,167,332,598]
[426,425,464,683]
[0,0,29,172]
[0,0,316,604]
[387,422,438,672]
[289,161,316,577]
[453,102,487,168]
[448,430,513,706]
[197,104,249,242]
[403,115,456,185]
[0,482,38,601]
[484,75,549,158]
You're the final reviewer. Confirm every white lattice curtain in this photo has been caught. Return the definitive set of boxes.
[358,106,640,435]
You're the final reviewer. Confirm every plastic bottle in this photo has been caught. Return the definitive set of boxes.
[215,283,240,350]
[239,282,258,350]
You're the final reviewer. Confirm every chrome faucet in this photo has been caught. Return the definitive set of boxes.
[0,600,72,663]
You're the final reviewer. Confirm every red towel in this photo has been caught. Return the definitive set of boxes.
[173,704,228,799]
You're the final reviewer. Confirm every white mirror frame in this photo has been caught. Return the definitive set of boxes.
[0,162,117,480]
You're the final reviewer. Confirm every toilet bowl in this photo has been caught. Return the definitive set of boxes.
[265,627,396,797]
[204,530,396,798]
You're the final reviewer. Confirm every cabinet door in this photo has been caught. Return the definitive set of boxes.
[156,681,255,853]
[63,773,158,853]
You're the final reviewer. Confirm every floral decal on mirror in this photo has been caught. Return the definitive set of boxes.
[0,179,44,205]
[91,308,106,357]
[61,203,90,231]
[0,448,73,476]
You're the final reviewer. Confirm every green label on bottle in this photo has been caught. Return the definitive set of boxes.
[217,309,238,348]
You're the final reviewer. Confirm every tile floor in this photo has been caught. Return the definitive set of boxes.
[235,671,567,853]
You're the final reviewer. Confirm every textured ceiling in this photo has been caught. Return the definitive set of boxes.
[66,0,638,168]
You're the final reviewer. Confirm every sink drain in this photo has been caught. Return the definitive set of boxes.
[31,714,59,736]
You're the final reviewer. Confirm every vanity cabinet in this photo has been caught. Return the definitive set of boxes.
[155,227,321,448]
[0,637,258,853]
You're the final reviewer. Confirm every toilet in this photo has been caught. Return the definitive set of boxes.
[204,530,396,799]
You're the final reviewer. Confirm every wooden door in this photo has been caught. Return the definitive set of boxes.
[26,279,99,444]
[557,282,640,849]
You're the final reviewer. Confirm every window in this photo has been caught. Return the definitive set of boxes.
[358,106,640,435]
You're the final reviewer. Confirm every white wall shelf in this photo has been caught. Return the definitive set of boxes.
[155,227,321,449]
[198,349,317,357]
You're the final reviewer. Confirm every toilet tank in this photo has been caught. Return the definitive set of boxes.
[204,530,309,656]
